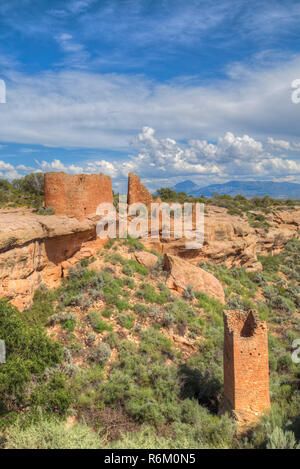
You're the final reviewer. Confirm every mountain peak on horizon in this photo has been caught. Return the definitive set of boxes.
[172,180,300,199]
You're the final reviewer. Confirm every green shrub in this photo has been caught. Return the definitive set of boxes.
[62,319,76,332]
[114,298,131,312]
[122,264,135,277]
[21,287,56,326]
[118,313,135,329]
[36,206,55,215]
[104,239,115,249]
[259,254,281,273]
[136,283,170,304]
[89,343,111,365]
[30,371,74,415]
[196,293,223,316]
[157,282,171,302]
[125,259,148,276]
[140,328,173,357]
[162,313,175,328]
[133,303,151,317]
[88,310,112,333]
[123,237,145,252]
[166,298,195,324]
[101,307,114,318]
[266,427,300,449]
[50,312,77,323]
[123,277,135,289]
[0,299,63,409]
[5,416,102,449]
[103,332,119,349]
[86,332,96,346]
[183,285,196,300]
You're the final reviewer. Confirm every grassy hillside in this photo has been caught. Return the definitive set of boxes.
[0,237,299,449]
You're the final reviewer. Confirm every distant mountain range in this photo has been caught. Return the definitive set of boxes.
[172,180,300,199]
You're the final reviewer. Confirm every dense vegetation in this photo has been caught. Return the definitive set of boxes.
[156,187,300,218]
[0,235,299,449]
[0,173,44,209]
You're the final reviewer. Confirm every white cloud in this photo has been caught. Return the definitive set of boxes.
[267,137,291,151]
[55,33,85,53]
[0,160,22,179]
[1,54,300,153]
[2,126,300,188]
[36,158,84,174]
[267,136,300,152]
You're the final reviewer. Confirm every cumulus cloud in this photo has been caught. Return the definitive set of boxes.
[1,53,300,154]
[36,158,84,174]
[267,136,300,152]
[130,128,300,183]
[0,160,22,179]
[4,127,298,189]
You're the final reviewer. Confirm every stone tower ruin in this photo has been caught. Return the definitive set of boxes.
[44,172,113,220]
[222,309,270,426]
[127,172,154,207]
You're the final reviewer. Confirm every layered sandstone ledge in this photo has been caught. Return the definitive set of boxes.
[142,205,300,269]
[0,211,105,310]
[0,204,299,310]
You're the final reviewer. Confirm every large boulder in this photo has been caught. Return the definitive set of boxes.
[134,251,158,268]
[163,253,225,304]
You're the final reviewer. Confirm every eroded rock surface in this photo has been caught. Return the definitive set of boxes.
[0,212,102,310]
[142,205,300,269]
[0,204,299,310]
[134,251,158,268]
[163,253,226,304]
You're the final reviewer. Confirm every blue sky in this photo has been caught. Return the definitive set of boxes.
[1,0,300,192]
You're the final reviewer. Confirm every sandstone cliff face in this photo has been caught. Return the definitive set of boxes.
[142,206,300,268]
[0,211,104,310]
[0,205,299,310]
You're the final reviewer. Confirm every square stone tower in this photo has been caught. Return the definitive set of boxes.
[222,310,270,426]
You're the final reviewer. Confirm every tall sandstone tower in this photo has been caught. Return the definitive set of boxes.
[44,172,113,220]
[222,310,270,426]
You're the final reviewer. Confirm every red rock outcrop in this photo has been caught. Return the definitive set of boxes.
[134,251,158,268]
[0,212,106,310]
[142,205,300,269]
[127,172,153,207]
[221,310,270,427]
[44,172,113,220]
[0,201,299,310]
[163,253,226,304]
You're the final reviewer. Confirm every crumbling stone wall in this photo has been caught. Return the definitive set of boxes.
[222,310,270,426]
[127,172,153,207]
[44,172,113,220]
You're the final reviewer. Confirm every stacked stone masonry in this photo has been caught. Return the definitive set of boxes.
[222,309,270,426]
[127,172,154,207]
[44,172,113,220]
